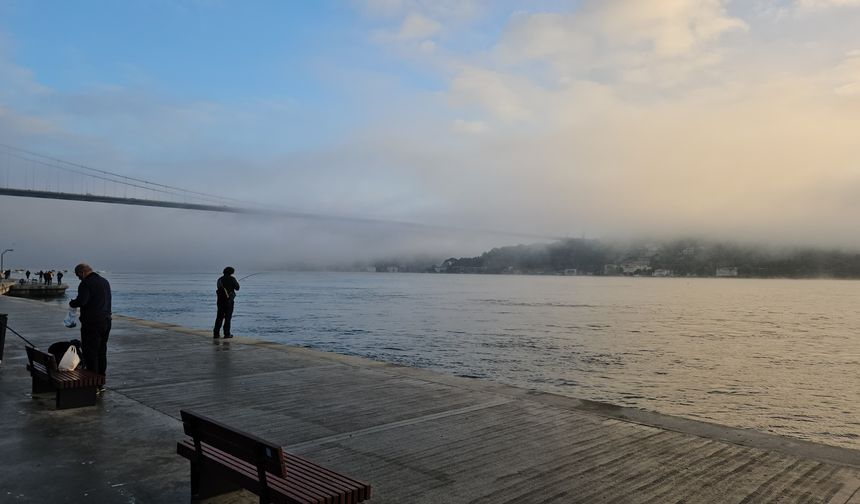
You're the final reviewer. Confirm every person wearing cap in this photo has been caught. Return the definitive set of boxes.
[68,263,112,394]
[213,266,240,339]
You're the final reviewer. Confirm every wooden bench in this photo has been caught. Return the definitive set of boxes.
[25,346,105,409]
[176,409,372,504]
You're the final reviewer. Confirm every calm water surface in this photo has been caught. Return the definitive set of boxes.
[66,272,860,449]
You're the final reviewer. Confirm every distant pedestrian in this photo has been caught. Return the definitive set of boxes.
[45,271,53,285]
[68,263,111,394]
[57,271,63,285]
[25,270,30,280]
[213,266,240,339]
[38,270,43,283]
[4,269,9,280]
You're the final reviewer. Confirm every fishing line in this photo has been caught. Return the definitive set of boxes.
[237,272,264,281]
[6,325,37,348]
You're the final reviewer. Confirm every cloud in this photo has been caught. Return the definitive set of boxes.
[363,0,486,53]
[796,0,860,8]
[452,118,487,134]
[590,0,747,57]
[0,106,56,136]
[395,0,860,247]
[508,0,747,58]
[0,32,52,100]
[372,11,443,52]
[497,0,747,90]
[449,67,536,122]
[832,50,860,95]
[397,13,441,40]
[358,0,485,21]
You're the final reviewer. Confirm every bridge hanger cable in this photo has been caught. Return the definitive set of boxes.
[0,144,263,208]
[0,144,563,241]
[2,151,217,203]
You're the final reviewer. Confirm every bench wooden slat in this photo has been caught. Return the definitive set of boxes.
[179,438,365,504]
[213,446,337,504]
[179,440,361,504]
[177,411,371,504]
[52,370,104,388]
[285,453,369,502]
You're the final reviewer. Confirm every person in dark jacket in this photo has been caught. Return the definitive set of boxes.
[213,266,240,339]
[57,271,63,285]
[69,263,111,392]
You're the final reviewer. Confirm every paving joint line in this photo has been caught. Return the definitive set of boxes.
[284,398,514,451]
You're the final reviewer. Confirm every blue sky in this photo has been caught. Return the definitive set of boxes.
[2,0,860,269]
[3,2,395,152]
[8,2,358,97]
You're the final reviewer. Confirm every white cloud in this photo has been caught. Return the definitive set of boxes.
[504,0,746,60]
[452,118,487,134]
[796,0,860,8]
[397,13,441,40]
[498,0,747,87]
[361,0,408,16]
[451,1,750,127]
[449,67,535,122]
[371,10,444,53]
[832,49,860,95]
[594,0,747,57]
[0,33,52,99]
[358,0,485,21]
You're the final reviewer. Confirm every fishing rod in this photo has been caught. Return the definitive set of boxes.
[6,325,37,348]
[237,272,264,281]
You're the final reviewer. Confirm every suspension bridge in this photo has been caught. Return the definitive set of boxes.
[0,144,559,240]
[0,144,396,225]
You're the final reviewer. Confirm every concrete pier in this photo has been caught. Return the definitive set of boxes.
[4,281,67,297]
[0,295,858,503]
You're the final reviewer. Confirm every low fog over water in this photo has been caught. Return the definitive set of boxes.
[0,196,511,271]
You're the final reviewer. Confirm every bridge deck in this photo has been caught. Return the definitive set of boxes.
[0,296,858,503]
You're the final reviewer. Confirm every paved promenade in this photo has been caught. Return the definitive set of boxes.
[0,295,858,503]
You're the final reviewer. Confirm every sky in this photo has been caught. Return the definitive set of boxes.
[1,0,860,271]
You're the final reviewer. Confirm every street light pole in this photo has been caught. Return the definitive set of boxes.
[1,248,13,274]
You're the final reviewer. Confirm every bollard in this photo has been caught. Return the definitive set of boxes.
[0,313,6,365]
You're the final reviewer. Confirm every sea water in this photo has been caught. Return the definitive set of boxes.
[63,272,860,450]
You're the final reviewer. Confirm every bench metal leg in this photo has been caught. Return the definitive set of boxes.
[190,461,243,502]
[32,377,54,395]
[56,387,97,409]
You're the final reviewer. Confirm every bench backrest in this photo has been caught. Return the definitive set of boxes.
[180,409,286,478]
[26,346,58,375]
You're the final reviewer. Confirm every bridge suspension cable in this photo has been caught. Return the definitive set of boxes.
[0,143,562,241]
[0,143,263,208]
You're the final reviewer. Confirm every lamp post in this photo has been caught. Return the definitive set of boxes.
[1,249,12,274]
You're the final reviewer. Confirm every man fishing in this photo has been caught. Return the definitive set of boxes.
[69,263,111,394]
[213,266,240,339]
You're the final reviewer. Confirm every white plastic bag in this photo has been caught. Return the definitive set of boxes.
[63,308,77,328]
[58,345,81,371]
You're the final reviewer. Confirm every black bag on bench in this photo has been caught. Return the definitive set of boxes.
[47,340,83,369]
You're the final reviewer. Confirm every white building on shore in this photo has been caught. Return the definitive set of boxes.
[716,267,738,277]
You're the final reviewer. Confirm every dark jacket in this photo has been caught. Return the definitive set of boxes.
[216,275,240,303]
[69,272,112,322]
